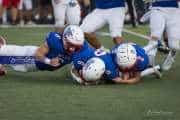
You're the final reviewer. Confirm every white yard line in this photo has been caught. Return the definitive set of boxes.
[123,28,151,40]
[97,28,151,41]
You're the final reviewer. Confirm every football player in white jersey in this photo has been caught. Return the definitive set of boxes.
[143,0,180,71]
[52,0,81,32]
[80,0,126,49]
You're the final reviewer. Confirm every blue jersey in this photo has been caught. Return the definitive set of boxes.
[111,43,149,72]
[71,46,119,80]
[133,44,149,72]
[35,32,71,71]
[152,0,178,7]
[95,0,125,9]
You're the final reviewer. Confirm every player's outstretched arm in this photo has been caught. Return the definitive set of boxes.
[35,42,49,61]
[35,42,60,67]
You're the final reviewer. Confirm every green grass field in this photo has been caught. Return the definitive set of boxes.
[0,26,180,120]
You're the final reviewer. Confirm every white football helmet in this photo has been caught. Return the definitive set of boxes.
[63,25,85,54]
[115,43,137,69]
[63,25,84,45]
[82,57,105,82]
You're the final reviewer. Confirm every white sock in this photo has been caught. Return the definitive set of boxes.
[143,40,158,53]
[144,40,159,66]
[141,65,160,77]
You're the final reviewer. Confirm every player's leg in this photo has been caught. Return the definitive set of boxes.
[52,0,66,32]
[150,9,166,41]
[11,63,37,72]
[80,9,106,49]
[141,65,161,78]
[0,37,39,72]
[0,0,3,24]
[143,40,161,54]
[18,0,24,25]
[158,30,170,54]
[24,0,33,25]
[161,9,180,71]
[0,44,37,56]
[107,7,125,44]
[1,0,8,24]
[1,45,38,72]
[11,0,20,25]
[148,9,166,66]
[66,0,81,25]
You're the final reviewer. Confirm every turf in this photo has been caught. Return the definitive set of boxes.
[0,26,180,120]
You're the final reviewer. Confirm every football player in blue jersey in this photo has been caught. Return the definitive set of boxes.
[70,47,121,85]
[80,0,126,49]
[112,41,162,83]
[71,43,160,85]
[0,25,85,75]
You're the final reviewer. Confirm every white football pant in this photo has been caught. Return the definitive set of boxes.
[80,7,125,38]
[0,45,38,72]
[150,8,180,50]
[52,0,81,27]
[18,0,33,10]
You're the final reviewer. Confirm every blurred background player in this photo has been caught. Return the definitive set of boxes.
[0,0,3,24]
[144,0,180,71]
[0,0,20,25]
[18,0,34,25]
[0,25,85,75]
[126,0,138,27]
[52,0,81,32]
[34,0,53,24]
[80,0,126,49]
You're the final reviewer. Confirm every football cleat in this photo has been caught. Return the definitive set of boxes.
[153,65,162,79]
[157,40,170,54]
[158,46,170,54]
[161,50,176,71]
